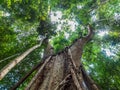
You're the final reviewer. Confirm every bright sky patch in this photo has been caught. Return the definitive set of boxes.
[98,31,108,37]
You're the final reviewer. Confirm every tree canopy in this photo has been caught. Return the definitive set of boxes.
[0,0,120,90]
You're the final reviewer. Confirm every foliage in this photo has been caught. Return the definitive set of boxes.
[0,0,120,90]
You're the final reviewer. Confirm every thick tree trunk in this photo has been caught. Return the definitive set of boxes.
[26,25,99,90]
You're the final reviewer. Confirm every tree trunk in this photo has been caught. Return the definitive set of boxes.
[0,37,45,80]
[26,25,99,90]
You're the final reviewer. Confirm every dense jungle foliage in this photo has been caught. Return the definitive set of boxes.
[0,0,120,90]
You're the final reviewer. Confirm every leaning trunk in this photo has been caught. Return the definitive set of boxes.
[26,25,99,90]
[0,40,44,81]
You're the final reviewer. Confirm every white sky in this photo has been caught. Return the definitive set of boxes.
[50,11,62,22]
[50,11,78,32]
[50,10,78,39]
[103,48,115,56]
[114,13,120,20]
[101,45,117,57]
[91,15,97,22]
[77,5,83,9]
[0,11,10,17]
[97,31,108,37]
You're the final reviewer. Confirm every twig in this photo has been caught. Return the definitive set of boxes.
[0,53,20,63]
[88,0,110,13]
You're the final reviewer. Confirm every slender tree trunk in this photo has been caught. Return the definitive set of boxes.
[25,25,99,90]
[0,38,45,80]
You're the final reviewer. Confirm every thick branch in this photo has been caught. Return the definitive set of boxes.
[82,24,94,43]
[69,24,94,69]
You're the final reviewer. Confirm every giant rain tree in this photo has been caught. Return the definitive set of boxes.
[0,0,120,90]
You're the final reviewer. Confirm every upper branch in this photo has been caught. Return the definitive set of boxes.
[82,24,94,43]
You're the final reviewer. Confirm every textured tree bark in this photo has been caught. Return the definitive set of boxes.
[26,25,99,90]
